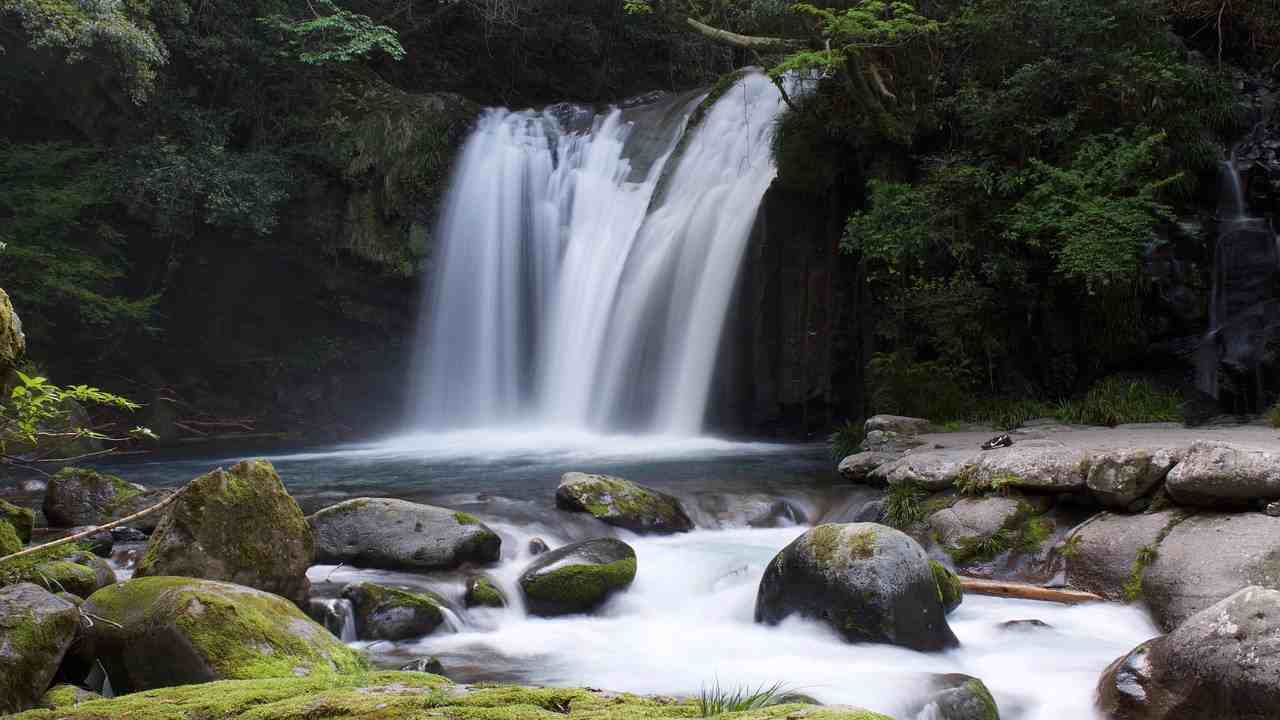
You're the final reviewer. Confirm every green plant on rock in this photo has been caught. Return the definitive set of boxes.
[1016,516,1053,553]
[828,419,864,460]
[1122,544,1158,602]
[698,679,791,717]
[948,528,1014,565]
[1,371,153,470]
[884,482,927,529]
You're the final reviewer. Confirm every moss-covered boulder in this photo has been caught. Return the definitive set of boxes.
[555,473,694,534]
[0,518,21,556]
[755,523,958,652]
[0,546,116,598]
[341,581,445,641]
[931,560,964,614]
[906,674,1000,720]
[37,684,102,709]
[309,498,500,571]
[0,287,25,373]
[77,577,365,693]
[135,460,313,606]
[465,574,507,608]
[0,499,36,544]
[0,583,80,714]
[519,537,636,617]
[5,673,894,720]
[42,468,171,531]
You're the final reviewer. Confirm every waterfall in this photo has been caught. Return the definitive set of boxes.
[309,598,357,642]
[409,71,789,434]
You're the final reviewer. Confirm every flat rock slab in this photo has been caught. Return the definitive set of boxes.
[1165,441,1280,507]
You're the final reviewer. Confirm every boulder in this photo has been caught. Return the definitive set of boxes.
[77,577,364,693]
[1140,513,1280,630]
[342,581,445,641]
[464,575,506,608]
[0,288,25,372]
[975,442,1090,491]
[519,537,636,617]
[1165,442,1280,507]
[1097,586,1280,719]
[905,674,1000,720]
[135,460,313,606]
[0,499,35,544]
[528,537,550,555]
[42,468,171,531]
[310,498,500,571]
[0,549,116,598]
[928,496,1027,558]
[861,429,926,454]
[930,561,964,614]
[555,473,693,534]
[0,583,80,714]
[1086,448,1182,509]
[865,415,932,435]
[872,449,981,491]
[0,519,20,556]
[838,452,898,483]
[754,523,958,651]
[1064,510,1185,604]
[37,684,102,709]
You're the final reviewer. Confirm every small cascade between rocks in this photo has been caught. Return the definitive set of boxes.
[1195,148,1280,407]
[407,71,790,436]
[309,597,357,642]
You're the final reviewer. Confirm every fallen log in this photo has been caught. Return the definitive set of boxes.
[959,576,1103,605]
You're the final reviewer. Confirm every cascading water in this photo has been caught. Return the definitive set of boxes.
[409,71,789,435]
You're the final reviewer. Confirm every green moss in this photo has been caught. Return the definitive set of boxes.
[345,581,444,631]
[562,475,686,528]
[1122,545,1158,602]
[523,558,636,613]
[884,482,927,528]
[467,576,506,608]
[20,561,98,597]
[0,592,80,714]
[7,674,893,720]
[0,520,21,557]
[1057,533,1082,558]
[963,679,1000,720]
[847,529,876,560]
[38,684,101,709]
[453,511,481,526]
[1017,516,1053,553]
[0,500,35,544]
[0,542,91,588]
[947,529,1015,565]
[930,560,963,610]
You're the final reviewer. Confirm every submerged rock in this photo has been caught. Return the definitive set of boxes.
[0,583,80,714]
[528,537,551,555]
[465,575,507,608]
[78,577,364,693]
[342,581,445,641]
[1165,442,1280,507]
[42,467,171,531]
[135,459,313,606]
[309,498,501,571]
[905,674,1000,720]
[754,523,958,651]
[556,473,694,534]
[400,657,446,675]
[0,499,35,544]
[1097,586,1280,720]
[519,537,637,617]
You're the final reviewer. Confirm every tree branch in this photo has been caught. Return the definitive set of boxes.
[0,487,183,564]
[684,17,808,52]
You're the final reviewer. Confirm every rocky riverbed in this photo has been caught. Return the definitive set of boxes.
[1,421,1278,718]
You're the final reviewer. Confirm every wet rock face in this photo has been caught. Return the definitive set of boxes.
[1097,586,1280,720]
[555,473,693,534]
[0,583,80,714]
[309,498,500,571]
[135,459,313,606]
[755,523,958,652]
[519,537,637,617]
[342,581,445,641]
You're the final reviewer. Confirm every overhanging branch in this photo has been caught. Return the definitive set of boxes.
[684,17,808,52]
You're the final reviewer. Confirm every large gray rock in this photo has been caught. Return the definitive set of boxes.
[342,581,445,641]
[861,429,926,454]
[0,583,79,714]
[135,460,313,606]
[865,415,932,435]
[1064,510,1186,604]
[310,498,500,571]
[975,442,1090,491]
[1086,448,1182,509]
[77,577,364,693]
[838,452,898,483]
[556,473,693,534]
[1097,586,1280,720]
[871,449,981,491]
[1141,513,1280,630]
[928,496,1026,557]
[42,467,172,531]
[905,674,1000,720]
[1165,442,1280,507]
[519,537,636,617]
[754,523,958,651]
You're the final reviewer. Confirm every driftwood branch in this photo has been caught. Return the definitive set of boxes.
[684,17,808,52]
[959,576,1103,605]
[0,487,184,563]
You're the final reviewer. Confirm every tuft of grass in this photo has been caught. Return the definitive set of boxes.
[1057,533,1082,558]
[1122,545,1158,602]
[828,420,864,460]
[948,528,1015,565]
[884,482,927,529]
[1055,377,1182,427]
[1017,516,1053,553]
[1268,403,1280,428]
[698,680,791,717]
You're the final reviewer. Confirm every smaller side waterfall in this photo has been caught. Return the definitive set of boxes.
[309,598,357,642]
[1195,155,1280,406]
